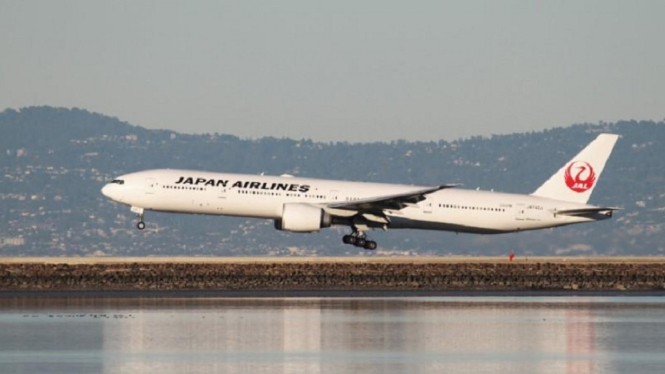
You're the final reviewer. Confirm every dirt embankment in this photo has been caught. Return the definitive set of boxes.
[1,259,665,291]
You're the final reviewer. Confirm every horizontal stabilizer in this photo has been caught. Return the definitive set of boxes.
[553,207,622,217]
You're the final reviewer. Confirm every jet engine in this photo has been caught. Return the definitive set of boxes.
[274,203,332,233]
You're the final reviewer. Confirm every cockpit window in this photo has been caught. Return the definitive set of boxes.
[110,179,125,185]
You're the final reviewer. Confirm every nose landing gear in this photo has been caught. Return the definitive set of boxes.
[131,206,146,230]
[342,232,377,250]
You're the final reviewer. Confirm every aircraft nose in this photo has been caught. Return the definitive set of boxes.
[101,183,122,202]
[101,184,111,198]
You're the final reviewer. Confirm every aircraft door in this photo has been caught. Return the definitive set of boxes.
[515,204,526,220]
[218,186,228,199]
[146,178,156,194]
[329,190,339,201]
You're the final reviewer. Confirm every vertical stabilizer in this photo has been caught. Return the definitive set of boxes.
[532,133,619,204]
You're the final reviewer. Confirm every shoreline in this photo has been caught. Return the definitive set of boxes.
[2,257,665,292]
[2,289,665,298]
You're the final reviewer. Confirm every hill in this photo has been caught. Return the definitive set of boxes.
[1,106,663,256]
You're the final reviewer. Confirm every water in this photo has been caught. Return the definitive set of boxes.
[1,295,665,374]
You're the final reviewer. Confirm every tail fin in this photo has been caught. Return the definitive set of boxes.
[532,133,619,204]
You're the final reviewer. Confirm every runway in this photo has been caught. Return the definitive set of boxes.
[1,256,663,264]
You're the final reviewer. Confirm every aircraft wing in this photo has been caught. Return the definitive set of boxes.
[325,184,459,213]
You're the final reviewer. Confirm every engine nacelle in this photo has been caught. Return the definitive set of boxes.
[274,203,332,233]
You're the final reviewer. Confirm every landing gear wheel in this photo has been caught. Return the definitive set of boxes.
[343,229,378,249]
[363,241,377,250]
[131,207,146,231]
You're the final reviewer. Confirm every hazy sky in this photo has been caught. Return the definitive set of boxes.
[1,1,663,142]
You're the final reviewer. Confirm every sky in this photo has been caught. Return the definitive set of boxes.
[1,0,664,142]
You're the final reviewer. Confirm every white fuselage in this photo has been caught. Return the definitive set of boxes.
[101,169,609,234]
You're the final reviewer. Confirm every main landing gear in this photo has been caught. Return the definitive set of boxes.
[131,206,145,230]
[342,232,378,250]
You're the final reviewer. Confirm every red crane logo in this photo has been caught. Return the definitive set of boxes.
[564,161,596,193]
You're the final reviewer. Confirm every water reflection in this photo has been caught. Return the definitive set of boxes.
[1,296,665,374]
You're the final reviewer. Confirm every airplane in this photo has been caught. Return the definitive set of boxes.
[101,133,619,250]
